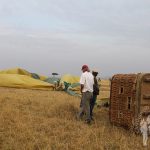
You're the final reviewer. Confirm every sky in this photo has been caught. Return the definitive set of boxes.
[0,0,150,77]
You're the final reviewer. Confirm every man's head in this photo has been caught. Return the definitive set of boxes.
[92,69,98,76]
[81,65,89,72]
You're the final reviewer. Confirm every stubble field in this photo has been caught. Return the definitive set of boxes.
[0,87,147,150]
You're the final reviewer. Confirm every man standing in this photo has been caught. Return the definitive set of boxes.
[90,70,100,120]
[78,65,94,124]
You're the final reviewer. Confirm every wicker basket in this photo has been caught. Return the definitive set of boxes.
[109,73,150,130]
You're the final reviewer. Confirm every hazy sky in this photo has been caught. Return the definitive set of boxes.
[0,0,150,77]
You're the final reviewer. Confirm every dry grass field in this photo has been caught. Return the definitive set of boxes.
[0,87,147,150]
[98,79,110,100]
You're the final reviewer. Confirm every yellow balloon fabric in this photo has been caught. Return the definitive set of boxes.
[0,68,31,76]
[0,68,53,90]
[60,74,80,84]
[39,75,47,81]
[0,68,47,81]
[0,74,54,90]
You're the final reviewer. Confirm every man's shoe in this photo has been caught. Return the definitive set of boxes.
[85,119,91,124]
[91,117,94,121]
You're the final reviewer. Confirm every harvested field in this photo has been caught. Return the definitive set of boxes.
[98,79,110,100]
[0,87,146,150]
